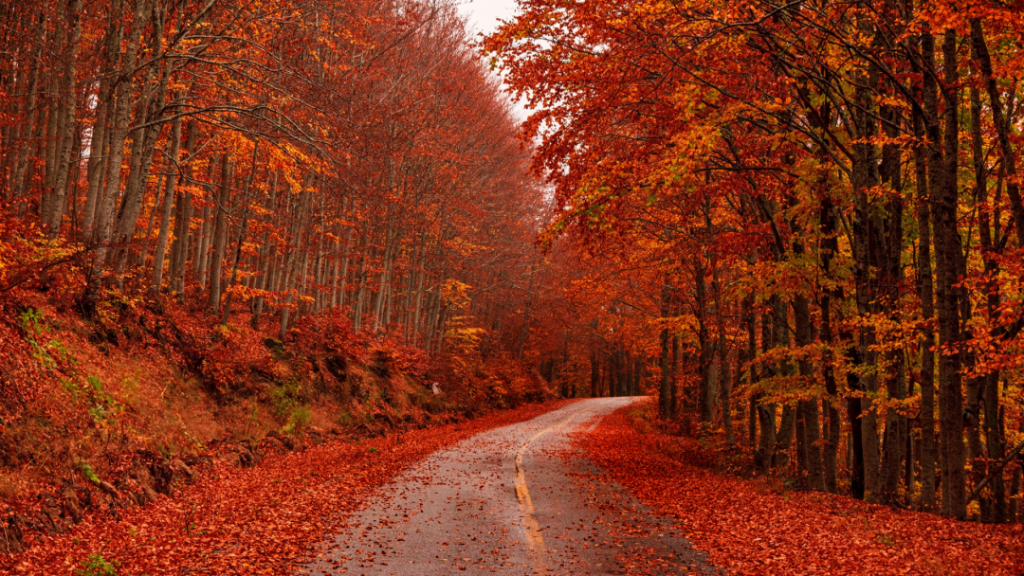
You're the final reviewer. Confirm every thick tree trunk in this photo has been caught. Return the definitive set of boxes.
[794,289,824,490]
[879,101,907,504]
[932,30,967,519]
[969,23,1009,523]
[848,346,866,500]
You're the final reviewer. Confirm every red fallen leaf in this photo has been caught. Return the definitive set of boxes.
[3,400,577,576]
[575,401,1024,576]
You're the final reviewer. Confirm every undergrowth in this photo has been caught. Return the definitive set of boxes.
[0,286,554,519]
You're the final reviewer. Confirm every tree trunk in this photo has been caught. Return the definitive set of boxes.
[696,260,712,427]
[912,89,938,511]
[150,116,189,296]
[713,267,734,445]
[970,19,1024,249]
[660,281,673,418]
[756,295,777,474]
[208,154,233,311]
[45,0,84,237]
[933,30,966,519]
[820,197,841,494]
[84,0,150,311]
[879,100,907,504]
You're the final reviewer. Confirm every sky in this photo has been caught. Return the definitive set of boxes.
[456,0,530,121]
[456,0,520,36]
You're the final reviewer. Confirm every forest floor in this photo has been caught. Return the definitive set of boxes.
[577,400,1023,576]
[1,399,576,575]
[0,284,552,566]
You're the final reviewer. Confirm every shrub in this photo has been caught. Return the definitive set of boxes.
[282,405,312,436]
[74,554,118,576]
[337,410,353,426]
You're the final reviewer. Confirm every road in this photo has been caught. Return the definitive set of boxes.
[301,398,716,575]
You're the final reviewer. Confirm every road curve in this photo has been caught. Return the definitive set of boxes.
[301,397,715,575]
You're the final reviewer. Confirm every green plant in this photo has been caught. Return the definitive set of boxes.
[18,307,76,370]
[120,373,140,404]
[85,375,123,426]
[876,533,896,547]
[270,378,303,418]
[74,553,149,576]
[157,443,173,460]
[61,378,82,398]
[337,410,353,426]
[17,307,46,335]
[79,461,101,485]
[74,554,118,576]
[281,405,312,436]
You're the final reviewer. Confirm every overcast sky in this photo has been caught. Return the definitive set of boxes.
[457,0,520,36]
[456,0,529,121]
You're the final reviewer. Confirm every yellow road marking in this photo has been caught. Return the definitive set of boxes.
[514,407,590,575]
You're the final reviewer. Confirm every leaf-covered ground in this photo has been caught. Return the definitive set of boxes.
[576,402,1023,576]
[2,400,574,575]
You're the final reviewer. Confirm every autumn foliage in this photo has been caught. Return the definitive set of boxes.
[0,0,564,562]
[485,0,1024,523]
[2,0,1024,570]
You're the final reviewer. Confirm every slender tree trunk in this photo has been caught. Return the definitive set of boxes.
[712,266,734,445]
[660,281,673,419]
[695,259,712,427]
[913,92,938,511]
[820,197,841,494]
[84,0,150,311]
[149,115,188,296]
[46,0,84,237]
[970,20,1024,248]
[11,12,44,203]
[741,291,756,448]
[208,154,233,311]
[756,294,777,474]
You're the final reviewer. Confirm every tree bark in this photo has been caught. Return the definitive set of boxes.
[912,88,938,511]
[932,29,966,519]
[713,266,734,445]
[84,0,150,311]
[149,115,187,296]
[45,0,84,237]
[208,154,233,311]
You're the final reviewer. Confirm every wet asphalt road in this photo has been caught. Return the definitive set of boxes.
[300,397,716,575]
